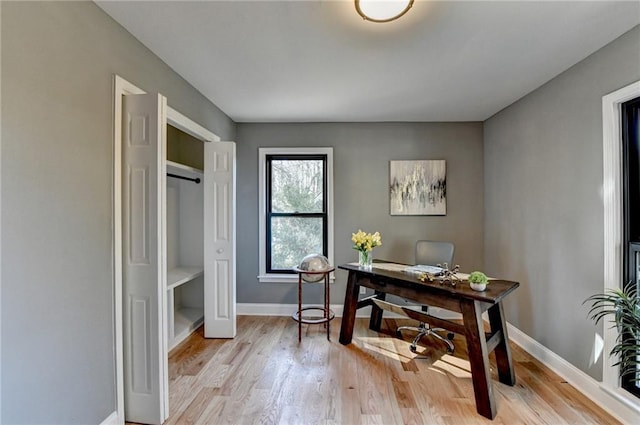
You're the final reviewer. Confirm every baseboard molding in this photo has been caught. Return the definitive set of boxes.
[100,411,122,425]
[236,303,461,320]
[507,323,640,425]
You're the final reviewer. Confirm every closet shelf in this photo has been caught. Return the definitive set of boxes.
[167,266,204,291]
[166,160,203,176]
[171,307,204,350]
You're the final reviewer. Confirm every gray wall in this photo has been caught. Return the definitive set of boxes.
[1,2,235,423]
[236,122,484,304]
[484,25,640,380]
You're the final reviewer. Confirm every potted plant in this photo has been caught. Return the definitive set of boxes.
[468,271,489,291]
[585,286,639,383]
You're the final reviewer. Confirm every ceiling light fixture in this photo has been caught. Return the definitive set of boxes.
[355,0,414,23]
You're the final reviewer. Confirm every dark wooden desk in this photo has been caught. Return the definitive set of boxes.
[338,261,520,420]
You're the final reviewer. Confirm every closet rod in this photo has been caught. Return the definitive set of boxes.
[167,173,201,184]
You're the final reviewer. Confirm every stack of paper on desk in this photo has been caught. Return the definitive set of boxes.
[403,264,445,276]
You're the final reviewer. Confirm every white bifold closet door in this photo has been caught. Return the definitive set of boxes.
[204,141,236,338]
[122,93,169,425]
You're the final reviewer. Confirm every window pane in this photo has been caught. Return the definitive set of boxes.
[623,99,640,397]
[636,250,640,285]
[270,217,323,269]
[271,159,323,213]
[633,249,640,389]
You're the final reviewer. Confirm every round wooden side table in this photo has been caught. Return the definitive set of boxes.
[292,266,336,342]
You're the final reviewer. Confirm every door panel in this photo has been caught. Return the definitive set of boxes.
[122,93,168,424]
[204,141,237,337]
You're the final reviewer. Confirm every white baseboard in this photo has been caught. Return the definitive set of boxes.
[236,303,461,320]
[507,323,640,425]
[100,411,122,425]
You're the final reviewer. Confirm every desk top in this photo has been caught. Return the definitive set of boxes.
[339,261,519,304]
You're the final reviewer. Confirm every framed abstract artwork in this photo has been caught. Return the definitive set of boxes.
[389,160,446,215]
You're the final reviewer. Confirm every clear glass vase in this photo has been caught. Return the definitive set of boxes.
[358,250,373,269]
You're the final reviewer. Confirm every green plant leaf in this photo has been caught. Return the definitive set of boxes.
[584,286,640,382]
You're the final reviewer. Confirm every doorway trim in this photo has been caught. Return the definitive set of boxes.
[113,75,221,422]
[601,79,640,410]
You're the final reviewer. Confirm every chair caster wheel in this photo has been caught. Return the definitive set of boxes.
[446,347,454,355]
[410,345,417,353]
[447,333,454,340]
[396,330,403,338]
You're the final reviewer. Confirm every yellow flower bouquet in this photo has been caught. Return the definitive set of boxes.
[351,229,382,269]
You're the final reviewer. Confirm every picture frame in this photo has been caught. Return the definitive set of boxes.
[389,160,446,215]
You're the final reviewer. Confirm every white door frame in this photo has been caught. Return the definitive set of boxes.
[113,75,221,422]
[601,79,640,410]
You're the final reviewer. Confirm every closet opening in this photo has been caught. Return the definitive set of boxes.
[115,76,236,424]
[166,124,205,350]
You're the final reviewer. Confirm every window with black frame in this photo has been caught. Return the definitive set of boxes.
[265,154,328,274]
[622,96,640,398]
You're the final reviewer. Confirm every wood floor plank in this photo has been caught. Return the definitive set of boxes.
[126,316,621,425]
[168,387,219,425]
[194,395,227,425]
[169,326,226,379]
[164,375,199,423]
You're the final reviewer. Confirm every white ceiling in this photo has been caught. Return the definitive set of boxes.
[96,1,640,122]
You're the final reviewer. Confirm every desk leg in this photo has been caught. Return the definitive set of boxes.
[339,271,359,345]
[461,299,496,420]
[488,302,515,385]
[369,291,386,331]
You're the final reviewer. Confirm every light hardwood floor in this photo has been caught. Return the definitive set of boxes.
[131,315,620,425]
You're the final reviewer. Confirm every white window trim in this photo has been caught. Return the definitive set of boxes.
[258,147,334,283]
[601,79,640,411]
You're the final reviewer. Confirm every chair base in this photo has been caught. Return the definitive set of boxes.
[396,323,455,354]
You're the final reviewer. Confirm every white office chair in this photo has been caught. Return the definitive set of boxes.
[396,240,455,354]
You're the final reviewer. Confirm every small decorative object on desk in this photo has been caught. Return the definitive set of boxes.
[351,229,382,269]
[468,271,489,291]
[417,263,461,287]
[298,254,332,283]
